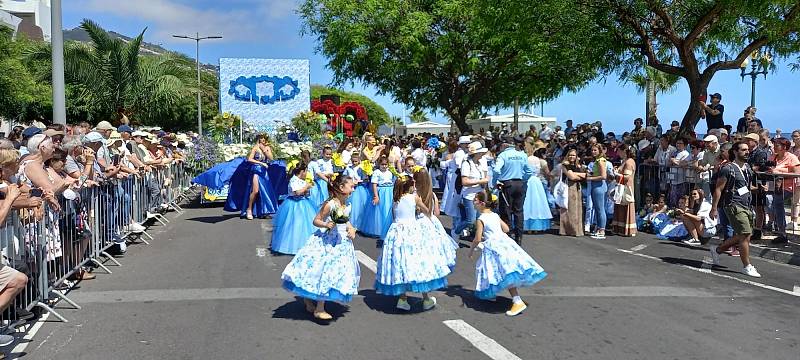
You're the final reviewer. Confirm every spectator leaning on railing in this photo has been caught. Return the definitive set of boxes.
[768,138,800,243]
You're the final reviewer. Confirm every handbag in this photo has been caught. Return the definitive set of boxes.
[612,182,625,204]
[553,167,569,209]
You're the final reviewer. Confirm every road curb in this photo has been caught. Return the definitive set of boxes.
[748,243,800,266]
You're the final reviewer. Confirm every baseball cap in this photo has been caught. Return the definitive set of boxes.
[82,132,105,144]
[703,134,718,142]
[719,128,728,135]
[117,125,133,133]
[22,127,42,138]
[671,120,680,127]
[744,133,759,142]
[710,93,722,100]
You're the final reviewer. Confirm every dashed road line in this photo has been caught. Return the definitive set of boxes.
[355,250,377,273]
[443,319,522,360]
[617,249,800,297]
[11,312,50,357]
[629,244,648,252]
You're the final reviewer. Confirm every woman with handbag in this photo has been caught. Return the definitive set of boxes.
[555,148,587,237]
[612,144,637,237]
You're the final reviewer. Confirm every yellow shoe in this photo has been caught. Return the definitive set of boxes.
[505,302,527,317]
[314,311,333,320]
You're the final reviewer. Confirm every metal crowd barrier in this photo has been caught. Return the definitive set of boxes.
[0,162,195,330]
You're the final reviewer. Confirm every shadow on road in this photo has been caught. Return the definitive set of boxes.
[442,285,509,314]
[185,213,240,224]
[272,297,349,325]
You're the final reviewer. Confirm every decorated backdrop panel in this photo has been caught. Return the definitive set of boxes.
[219,58,310,133]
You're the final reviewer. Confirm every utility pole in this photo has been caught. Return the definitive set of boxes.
[172,33,222,136]
[51,0,66,125]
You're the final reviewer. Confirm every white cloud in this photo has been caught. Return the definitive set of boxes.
[73,0,300,43]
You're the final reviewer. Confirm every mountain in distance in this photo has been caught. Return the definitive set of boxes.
[63,26,219,72]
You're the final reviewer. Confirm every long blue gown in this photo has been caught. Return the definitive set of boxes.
[224,151,278,217]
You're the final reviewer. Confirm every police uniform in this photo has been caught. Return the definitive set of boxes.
[493,136,533,243]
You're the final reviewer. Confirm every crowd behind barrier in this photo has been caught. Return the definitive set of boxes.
[0,163,194,331]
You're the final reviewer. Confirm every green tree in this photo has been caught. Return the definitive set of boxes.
[409,109,429,123]
[628,66,680,121]
[310,84,390,126]
[583,0,800,132]
[0,29,53,122]
[299,0,613,133]
[27,19,194,126]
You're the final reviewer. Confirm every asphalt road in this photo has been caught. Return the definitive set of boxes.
[18,203,800,360]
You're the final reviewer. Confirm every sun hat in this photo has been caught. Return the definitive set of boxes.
[458,135,472,144]
[468,141,488,155]
[132,130,150,137]
[106,131,123,146]
[43,128,65,137]
[82,132,105,144]
[94,121,114,131]
[703,134,718,142]
[744,133,759,142]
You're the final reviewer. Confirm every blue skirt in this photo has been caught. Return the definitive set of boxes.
[375,221,452,295]
[271,196,318,255]
[523,177,552,231]
[348,183,371,231]
[309,178,329,209]
[224,162,278,217]
[281,226,360,303]
[475,233,547,299]
[360,185,393,238]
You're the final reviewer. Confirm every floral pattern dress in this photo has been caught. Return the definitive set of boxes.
[281,199,360,303]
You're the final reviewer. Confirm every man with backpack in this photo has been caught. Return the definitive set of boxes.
[709,141,761,277]
[445,135,473,238]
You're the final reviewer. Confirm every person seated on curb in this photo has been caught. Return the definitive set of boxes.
[679,188,717,246]
[0,149,33,347]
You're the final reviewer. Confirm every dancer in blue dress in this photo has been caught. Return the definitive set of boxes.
[271,162,317,255]
[361,156,395,238]
[469,189,548,316]
[345,152,370,230]
[224,134,278,219]
[281,173,360,321]
[523,152,552,232]
[375,176,452,311]
[412,167,458,270]
[309,146,334,209]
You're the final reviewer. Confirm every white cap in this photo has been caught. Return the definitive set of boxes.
[637,139,651,151]
[703,134,718,142]
[458,135,472,144]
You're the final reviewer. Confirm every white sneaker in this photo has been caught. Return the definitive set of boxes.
[683,238,702,246]
[127,223,146,233]
[742,264,761,278]
[422,296,437,310]
[708,245,720,266]
[584,224,591,233]
[396,298,411,311]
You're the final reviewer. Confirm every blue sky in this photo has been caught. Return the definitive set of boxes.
[63,0,800,134]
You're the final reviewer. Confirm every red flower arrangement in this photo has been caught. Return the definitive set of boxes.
[310,99,369,137]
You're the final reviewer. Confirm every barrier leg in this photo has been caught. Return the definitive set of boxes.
[100,251,123,266]
[33,302,68,323]
[50,290,81,310]
[90,258,113,274]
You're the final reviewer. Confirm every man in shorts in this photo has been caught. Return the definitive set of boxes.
[710,141,761,277]
[0,181,30,347]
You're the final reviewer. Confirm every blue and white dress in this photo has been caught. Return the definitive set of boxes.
[309,159,333,209]
[281,200,360,303]
[474,212,548,299]
[270,176,318,255]
[360,169,395,238]
[375,194,452,295]
[523,156,553,231]
[345,165,370,232]
[416,205,459,270]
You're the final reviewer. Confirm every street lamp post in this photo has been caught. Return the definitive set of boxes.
[172,33,222,136]
[739,49,771,108]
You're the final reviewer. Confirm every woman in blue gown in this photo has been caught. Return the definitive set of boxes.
[225,134,278,219]
[271,162,317,254]
[523,151,553,232]
[345,152,370,230]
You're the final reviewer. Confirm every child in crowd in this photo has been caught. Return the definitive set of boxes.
[281,174,360,321]
[270,162,317,255]
[375,176,452,311]
[657,195,690,240]
[362,156,395,238]
[469,189,548,317]
[345,152,369,230]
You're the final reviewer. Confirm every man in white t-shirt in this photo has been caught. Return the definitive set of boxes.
[451,141,490,239]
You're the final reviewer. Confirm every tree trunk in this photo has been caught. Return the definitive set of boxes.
[678,77,710,137]
[450,108,471,134]
[646,79,656,120]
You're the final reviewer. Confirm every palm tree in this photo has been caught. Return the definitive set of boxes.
[629,66,680,121]
[409,109,429,123]
[28,19,190,123]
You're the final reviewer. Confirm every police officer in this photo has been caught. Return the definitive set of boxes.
[493,135,533,243]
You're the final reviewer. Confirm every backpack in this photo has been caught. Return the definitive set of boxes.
[454,167,463,195]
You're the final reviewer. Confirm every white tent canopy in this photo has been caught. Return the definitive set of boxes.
[468,113,557,133]
[397,121,451,136]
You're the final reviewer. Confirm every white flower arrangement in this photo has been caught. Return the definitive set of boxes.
[277,141,313,159]
[220,143,251,161]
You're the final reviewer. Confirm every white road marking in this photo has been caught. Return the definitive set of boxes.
[443,319,522,360]
[256,247,268,257]
[629,244,648,252]
[617,249,800,297]
[355,250,377,273]
[11,312,50,356]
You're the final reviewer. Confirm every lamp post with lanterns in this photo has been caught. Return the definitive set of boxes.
[739,49,772,108]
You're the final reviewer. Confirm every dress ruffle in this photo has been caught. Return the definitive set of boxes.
[375,221,452,295]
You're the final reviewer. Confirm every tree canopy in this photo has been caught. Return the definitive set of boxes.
[582,0,800,132]
[299,0,615,132]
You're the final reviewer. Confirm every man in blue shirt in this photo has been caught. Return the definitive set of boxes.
[493,135,533,243]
